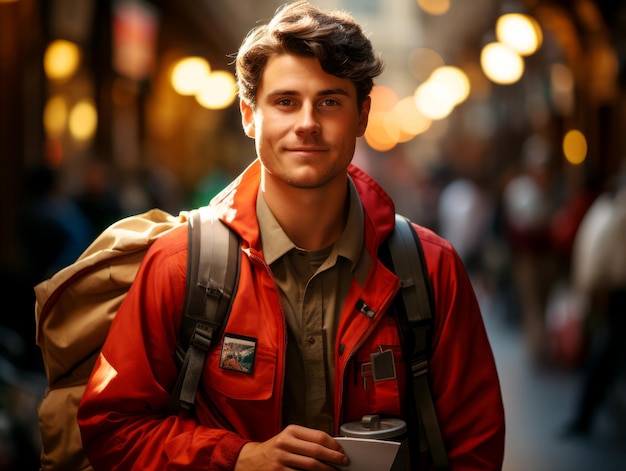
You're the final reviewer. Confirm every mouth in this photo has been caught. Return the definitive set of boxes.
[286,146,328,154]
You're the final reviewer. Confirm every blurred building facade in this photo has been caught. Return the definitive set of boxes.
[2,0,626,266]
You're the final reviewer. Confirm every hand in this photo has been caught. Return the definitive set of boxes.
[234,424,349,470]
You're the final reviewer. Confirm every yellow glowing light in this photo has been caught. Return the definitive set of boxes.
[393,96,432,136]
[430,66,470,105]
[480,42,524,85]
[171,57,211,96]
[369,85,399,114]
[382,111,402,143]
[414,80,455,120]
[68,100,97,141]
[365,111,399,152]
[44,40,81,81]
[196,71,237,109]
[417,0,451,16]
[563,130,587,165]
[496,13,543,56]
[44,95,68,138]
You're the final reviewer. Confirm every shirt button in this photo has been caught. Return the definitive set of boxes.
[307,336,316,345]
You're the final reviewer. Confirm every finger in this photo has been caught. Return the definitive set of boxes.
[279,430,347,468]
[286,425,342,450]
[297,441,346,463]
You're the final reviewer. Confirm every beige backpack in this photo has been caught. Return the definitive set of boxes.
[34,207,240,470]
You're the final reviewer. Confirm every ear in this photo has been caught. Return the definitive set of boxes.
[240,99,256,138]
[356,96,371,137]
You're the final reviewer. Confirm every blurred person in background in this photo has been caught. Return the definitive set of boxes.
[542,165,599,370]
[437,177,495,274]
[76,1,505,470]
[73,156,124,236]
[18,164,94,282]
[12,164,94,369]
[561,162,626,437]
[502,135,559,365]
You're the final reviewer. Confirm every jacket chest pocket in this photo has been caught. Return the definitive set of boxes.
[203,342,277,401]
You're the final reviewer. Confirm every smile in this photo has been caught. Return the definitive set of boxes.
[287,147,328,153]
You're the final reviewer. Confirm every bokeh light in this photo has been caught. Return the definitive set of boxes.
[369,85,399,113]
[393,96,432,136]
[68,99,97,141]
[417,0,451,16]
[44,95,69,138]
[429,66,470,105]
[196,71,237,109]
[44,39,81,82]
[480,42,524,84]
[563,129,587,165]
[365,111,399,152]
[414,80,455,120]
[171,57,211,96]
[496,13,543,56]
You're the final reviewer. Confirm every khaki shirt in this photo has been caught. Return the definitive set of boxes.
[256,180,370,433]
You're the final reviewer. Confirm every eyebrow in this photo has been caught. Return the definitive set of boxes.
[266,88,352,99]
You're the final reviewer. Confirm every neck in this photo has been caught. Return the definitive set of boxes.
[261,176,349,250]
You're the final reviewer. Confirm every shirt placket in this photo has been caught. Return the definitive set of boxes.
[301,274,327,430]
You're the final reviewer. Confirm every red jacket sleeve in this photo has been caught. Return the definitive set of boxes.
[77,226,249,471]
[419,225,506,470]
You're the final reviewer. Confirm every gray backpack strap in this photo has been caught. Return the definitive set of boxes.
[388,214,449,471]
[170,206,240,412]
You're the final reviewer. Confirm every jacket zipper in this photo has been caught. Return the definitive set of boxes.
[335,278,399,432]
[248,249,287,434]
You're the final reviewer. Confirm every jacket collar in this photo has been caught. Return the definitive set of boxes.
[209,159,397,254]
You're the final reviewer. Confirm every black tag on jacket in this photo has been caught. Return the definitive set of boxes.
[371,348,396,381]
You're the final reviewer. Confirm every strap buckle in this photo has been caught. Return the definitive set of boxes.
[190,324,214,351]
[411,358,429,378]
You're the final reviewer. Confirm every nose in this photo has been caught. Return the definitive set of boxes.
[295,102,321,135]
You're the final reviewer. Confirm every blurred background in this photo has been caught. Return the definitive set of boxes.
[1,0,626,469]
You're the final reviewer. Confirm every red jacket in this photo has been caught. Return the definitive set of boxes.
[78,160,505,470]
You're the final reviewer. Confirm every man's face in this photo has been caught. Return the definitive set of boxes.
[241,53,370,191]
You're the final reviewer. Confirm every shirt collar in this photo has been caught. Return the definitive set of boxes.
[257,178,364,271]
[256,190,295,265]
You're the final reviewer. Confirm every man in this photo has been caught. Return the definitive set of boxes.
[77,1,505,469]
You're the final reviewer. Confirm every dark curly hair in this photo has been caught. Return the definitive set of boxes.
[235,0,384,110]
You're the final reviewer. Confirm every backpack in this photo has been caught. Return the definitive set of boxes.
[34,206,238,471]
[34,208,447,471]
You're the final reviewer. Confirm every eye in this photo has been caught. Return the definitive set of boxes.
[277,98,295,107]
[320,98,339,107]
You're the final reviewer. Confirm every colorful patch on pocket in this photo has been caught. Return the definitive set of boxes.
[219,334,257,374]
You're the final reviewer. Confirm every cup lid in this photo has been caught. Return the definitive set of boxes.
[339,415,407,440]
